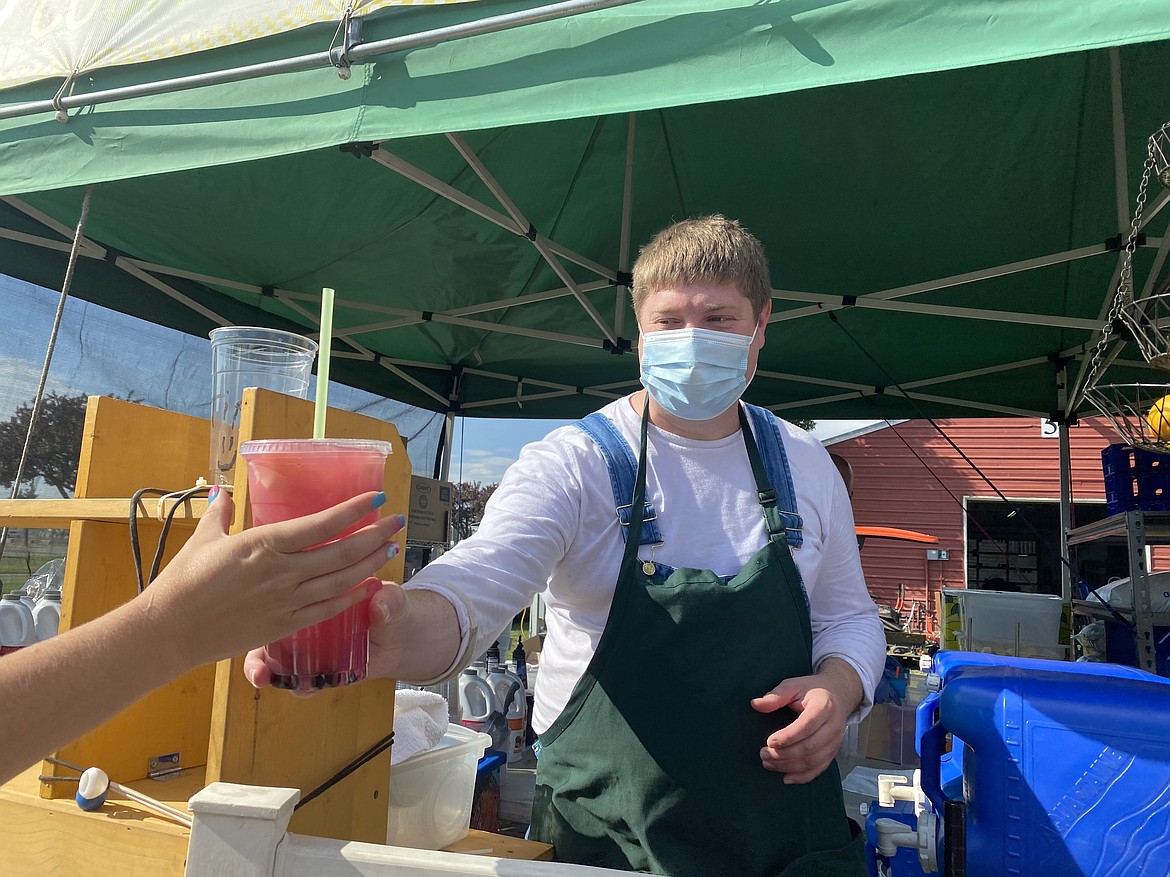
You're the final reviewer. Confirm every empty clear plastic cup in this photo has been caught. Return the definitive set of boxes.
[209,327,318,486]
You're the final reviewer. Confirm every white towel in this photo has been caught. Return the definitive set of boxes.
[392,688,450,765]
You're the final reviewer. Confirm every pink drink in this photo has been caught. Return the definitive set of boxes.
[239,438,393,692]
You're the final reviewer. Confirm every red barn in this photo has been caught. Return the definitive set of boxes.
[826,417,1126,639]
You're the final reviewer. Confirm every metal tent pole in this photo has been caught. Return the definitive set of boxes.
[439,412,456,483]
[0,0,642,122]
[1058,426,1073,603]
[615,112,637,340]
[0,186,93,559]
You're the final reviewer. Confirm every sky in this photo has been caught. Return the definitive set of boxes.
[447,415,882,484]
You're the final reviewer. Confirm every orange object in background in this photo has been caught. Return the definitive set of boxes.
[856,526,939,544]
[856,526,942,640]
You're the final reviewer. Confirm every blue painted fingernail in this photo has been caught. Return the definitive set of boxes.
[387,542,401,560]
[371,492,387,510]
[394,514,407,529]
[207,486,221,505]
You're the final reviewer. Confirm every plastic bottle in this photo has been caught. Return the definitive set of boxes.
[33,590,62,641]
[485,641,501,675]
[0,592,36,649]
[512,639,528,690]
[488,665,527,762]
[458,668,497,734]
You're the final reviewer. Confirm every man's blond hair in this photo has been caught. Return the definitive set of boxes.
[631,215,772,319]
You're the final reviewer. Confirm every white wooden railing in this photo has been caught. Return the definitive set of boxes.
[184,783,626,877]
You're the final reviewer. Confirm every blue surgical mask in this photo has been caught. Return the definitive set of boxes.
[639,325,757,421]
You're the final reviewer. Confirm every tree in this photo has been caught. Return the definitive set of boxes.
[0,392,88,499]
[451,481,498,541]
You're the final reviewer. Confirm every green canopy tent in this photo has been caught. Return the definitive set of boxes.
[2,0,1170,432]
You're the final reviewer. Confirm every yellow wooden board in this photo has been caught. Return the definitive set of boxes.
[206,388,409,844]
[0,767,189,877]
[0,497,205,528]
[444,829,555,861]
[42,398,215,796]
[1,391,413,867]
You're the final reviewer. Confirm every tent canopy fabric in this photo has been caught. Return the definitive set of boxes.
[2,0,1170,422]
[0,0,481,92]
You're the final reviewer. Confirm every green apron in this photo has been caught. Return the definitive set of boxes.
[529,404,862,876]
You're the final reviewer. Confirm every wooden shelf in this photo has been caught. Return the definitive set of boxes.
[0,765,191,875]
[0,497,206,528]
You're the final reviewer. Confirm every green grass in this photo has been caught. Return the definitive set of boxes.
[0,553,62,594]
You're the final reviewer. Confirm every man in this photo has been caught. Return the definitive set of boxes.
[249,215,885,876]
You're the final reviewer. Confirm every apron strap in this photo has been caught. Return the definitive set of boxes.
[739,406,804,547]
[576,412,664,546]
[614,401,805,569]
[622,399,655,571]
[741,404,803,549]
[738,406,803,549]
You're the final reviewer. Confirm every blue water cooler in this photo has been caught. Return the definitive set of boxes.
[864,652,1170,876]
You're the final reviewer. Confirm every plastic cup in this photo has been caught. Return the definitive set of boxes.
[209,327,318,487]
[239,437,393,691]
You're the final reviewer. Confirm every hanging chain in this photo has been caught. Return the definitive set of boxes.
[1083,133,1159,391]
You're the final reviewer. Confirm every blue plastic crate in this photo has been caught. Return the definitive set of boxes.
[1101,443,1170,514]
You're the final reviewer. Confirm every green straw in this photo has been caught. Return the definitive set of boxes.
[313,287,335,439]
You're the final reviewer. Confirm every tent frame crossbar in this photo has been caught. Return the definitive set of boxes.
[770,241,1126,325]
[6,90,1169,419]
[0,0,641,123]
[761,353,1062,417]
[768,385,1043,419]
[446,280,610,317]
[3,196,106,258]
[370,147,616,281]
[614,112,637,340]
[4,203,1157,414]
[772,287,1104,331]
[445,132,618,345]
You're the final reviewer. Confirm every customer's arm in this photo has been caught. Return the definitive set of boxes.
[0,488,403,785]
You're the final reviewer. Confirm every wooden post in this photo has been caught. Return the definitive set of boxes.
[205,389,406,844]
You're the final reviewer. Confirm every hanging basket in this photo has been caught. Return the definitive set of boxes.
[1093,120,1170,373]
[1083,381,1170,452]
[1119,291,1170,371]
[1152,124,1170,189]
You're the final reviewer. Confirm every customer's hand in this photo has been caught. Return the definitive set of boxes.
[146,488,406,671]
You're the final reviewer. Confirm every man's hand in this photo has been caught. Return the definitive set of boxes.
[750,658,863,783]
[243,582,462,689]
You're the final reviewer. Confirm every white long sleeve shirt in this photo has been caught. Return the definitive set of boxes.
[405,397,886,734]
